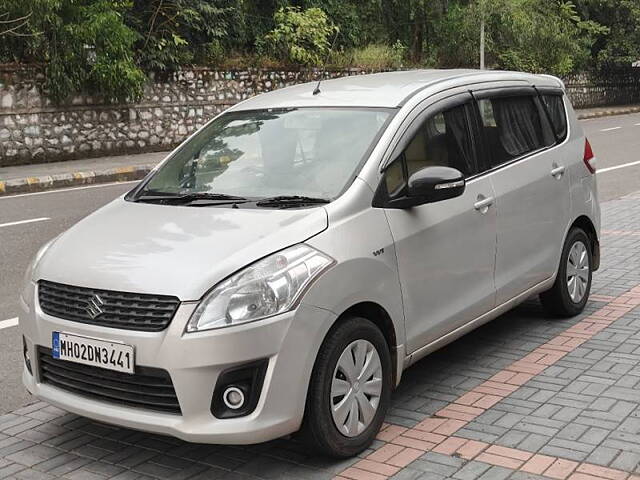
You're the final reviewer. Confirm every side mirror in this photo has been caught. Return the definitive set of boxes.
[407,166,465,205]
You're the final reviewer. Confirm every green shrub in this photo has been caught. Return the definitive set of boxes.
[349,42,406,69]
[258,7,337,66]
[1,0,146,104]
[198,40,225,65]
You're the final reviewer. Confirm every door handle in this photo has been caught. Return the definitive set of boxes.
[550,165,565,178]
[474,196,494,213]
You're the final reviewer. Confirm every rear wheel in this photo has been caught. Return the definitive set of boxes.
[300,317,392,457]
[540,227,592,317]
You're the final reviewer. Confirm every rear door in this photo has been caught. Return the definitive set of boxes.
[473,87,571,304]
[377,93,497,353]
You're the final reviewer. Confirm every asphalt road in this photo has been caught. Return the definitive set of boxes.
[0,112,639,415]
[0,183,133,414]
[581,112,640,202]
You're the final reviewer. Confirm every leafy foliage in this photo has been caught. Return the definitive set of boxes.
[494,1,606,76]
[1,0,145,103]
[298,0,382,49]
[332,42,406,70]
[127,0,243,71]
[431,0,606,76]
[378,0,441,63]
[258,6,337,66]
[1,0,635,103]
[573,0,640,68]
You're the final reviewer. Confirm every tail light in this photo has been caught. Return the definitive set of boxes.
[583,138,596,174]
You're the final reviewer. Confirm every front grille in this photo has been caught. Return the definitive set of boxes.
[38,280,180,332]
[38,348,181,414]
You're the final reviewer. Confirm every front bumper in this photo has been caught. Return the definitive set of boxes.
[20,282,336,444]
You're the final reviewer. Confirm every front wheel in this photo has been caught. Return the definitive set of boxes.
[540,227,593,317]
[300,317,392,457]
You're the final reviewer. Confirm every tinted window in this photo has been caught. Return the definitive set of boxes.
[477,96,549,167]
[541,94,568,141]
[381,103,476,198]
[402,104,476,178]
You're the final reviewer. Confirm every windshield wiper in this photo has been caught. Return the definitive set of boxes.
[135,192,249,205]
[255,195,330,208]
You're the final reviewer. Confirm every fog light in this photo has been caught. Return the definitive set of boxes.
[22,336,32,375]
[222,386,245,410]
[211,359,268,419]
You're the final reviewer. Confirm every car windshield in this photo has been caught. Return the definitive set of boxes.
[137,107,392,201]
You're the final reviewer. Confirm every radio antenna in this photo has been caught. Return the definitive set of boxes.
[313,29,340,96]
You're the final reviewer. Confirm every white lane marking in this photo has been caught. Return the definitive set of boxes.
[0,217,50,228]
[0,181,138,200]
[600,126,622,132]
[635,123,640,126]
[599,159,640,174]
[0,317,19,330]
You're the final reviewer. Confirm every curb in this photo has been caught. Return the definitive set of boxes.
[576,105,640,120]
[0,164,154,196]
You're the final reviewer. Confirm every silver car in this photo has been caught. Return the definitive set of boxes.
[20,70,600,457]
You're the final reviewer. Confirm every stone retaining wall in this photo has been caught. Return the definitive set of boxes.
[564,68,640,110]
[0,67,372,167]
[1,66,639,167]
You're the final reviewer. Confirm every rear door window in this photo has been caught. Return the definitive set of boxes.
[477,95,551,167]
[541,94,568,141]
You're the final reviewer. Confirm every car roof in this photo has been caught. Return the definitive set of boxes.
[230,69,564,111]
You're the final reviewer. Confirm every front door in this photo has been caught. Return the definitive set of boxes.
[378,97,497,353]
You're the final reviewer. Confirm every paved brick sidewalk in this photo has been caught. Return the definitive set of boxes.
[2,191,640,480]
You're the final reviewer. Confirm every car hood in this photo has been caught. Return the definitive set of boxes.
[35,198,328,300]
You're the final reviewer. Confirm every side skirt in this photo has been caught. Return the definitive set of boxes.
[404,276,555,368]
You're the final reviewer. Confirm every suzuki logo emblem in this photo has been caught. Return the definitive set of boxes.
[86,294,105,319]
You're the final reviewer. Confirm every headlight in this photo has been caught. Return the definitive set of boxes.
[21,237,57,303]
[186,244,334,332]
[24,238,56,285]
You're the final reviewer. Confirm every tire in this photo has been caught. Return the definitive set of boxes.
[299,317,392,457]
[540,227,592,317]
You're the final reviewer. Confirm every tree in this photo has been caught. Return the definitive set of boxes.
[258,6,337,66]
[379,0,448,64]
[297,0,382,49]
[491,0,605,76]
[0,0,624,102]
[574,0,640,68]
[0,11,33,37]
[433,0,605,76]
[127,0,244,71]
[0,0,145,103]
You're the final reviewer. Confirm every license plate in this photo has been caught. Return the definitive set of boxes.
[52,332,134,374]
